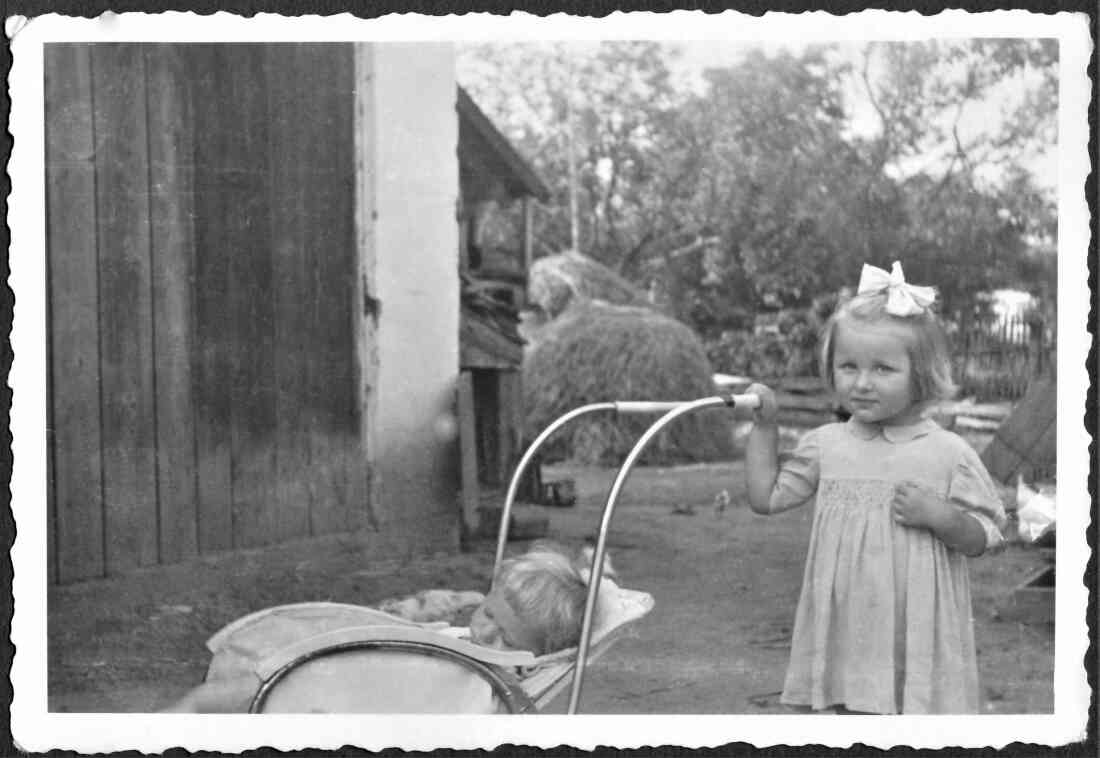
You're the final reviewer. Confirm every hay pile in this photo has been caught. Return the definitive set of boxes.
[523,299,734,465]
[528,250,651,319]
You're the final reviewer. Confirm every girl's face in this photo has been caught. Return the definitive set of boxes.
[832,319,920,426]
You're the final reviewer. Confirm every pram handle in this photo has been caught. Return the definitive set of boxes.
[493,393,761,574]
[568,394,753,713]
[491,393,761,713]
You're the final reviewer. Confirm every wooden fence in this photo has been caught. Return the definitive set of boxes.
[951,313,1053,401]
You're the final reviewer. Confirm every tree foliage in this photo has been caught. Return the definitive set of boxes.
[457,39,1057,338]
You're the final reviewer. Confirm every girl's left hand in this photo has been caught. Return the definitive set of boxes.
[891,480,951,531]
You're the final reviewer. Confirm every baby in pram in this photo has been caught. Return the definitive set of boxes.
[163,540,608,712]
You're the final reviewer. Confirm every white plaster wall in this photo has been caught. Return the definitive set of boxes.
[362,43,460,540]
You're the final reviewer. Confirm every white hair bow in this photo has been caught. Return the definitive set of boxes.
[857,261,936,317]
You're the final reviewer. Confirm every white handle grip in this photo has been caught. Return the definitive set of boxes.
[731,392,762,409]
[613,394,761,414]
[613,401,687,414]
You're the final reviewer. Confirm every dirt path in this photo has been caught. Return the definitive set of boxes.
[47,461,1053,714]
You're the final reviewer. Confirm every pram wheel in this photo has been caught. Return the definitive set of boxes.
[249,639,536,714]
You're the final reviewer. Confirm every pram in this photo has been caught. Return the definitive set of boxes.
[202,394,758,714]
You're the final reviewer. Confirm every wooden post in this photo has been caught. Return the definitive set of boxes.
[457,371,480,536]
[496,371,520,486]
[521,197,534,308]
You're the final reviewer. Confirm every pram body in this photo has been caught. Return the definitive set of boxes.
[203,393,754,714]
[205,576,653,713]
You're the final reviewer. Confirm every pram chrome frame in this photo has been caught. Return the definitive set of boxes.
[493,393,760,714]
[239,393,758,715]
[251,638,535,714]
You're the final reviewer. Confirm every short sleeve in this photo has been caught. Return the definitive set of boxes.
[770,427,821,513]
[947,450,1007,552]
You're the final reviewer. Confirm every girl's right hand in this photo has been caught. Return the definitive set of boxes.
[746,382,779,425]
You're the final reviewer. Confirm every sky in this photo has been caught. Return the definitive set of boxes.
[460,38,1057,195]
[665,39,1057,193]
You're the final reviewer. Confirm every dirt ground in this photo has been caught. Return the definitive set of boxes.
[46,460,1054,715]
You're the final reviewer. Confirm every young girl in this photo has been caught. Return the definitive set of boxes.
[745,261,1006,715]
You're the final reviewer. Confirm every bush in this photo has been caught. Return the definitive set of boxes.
[706,306,823,380]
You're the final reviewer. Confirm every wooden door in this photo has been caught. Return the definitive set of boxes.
[45,43,366,582]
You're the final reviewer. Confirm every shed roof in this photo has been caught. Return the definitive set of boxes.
[457,86,551,203]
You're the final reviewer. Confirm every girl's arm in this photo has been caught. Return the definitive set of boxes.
[745,383,781,514]
[892,481,988,556]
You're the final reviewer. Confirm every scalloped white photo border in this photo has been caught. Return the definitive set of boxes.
[7,8,1092,752]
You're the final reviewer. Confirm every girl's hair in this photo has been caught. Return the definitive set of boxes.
[495,548,588,655]
[819,289,957,407]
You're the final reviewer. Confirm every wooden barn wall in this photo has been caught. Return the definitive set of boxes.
[45,43,365,583]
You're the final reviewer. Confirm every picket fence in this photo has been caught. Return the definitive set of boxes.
[951,313,1053,401]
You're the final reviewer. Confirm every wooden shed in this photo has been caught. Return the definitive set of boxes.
[45,43,462,583]
[455,88,549,513]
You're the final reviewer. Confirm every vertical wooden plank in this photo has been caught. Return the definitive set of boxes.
[266,43,314,541]
[521,197,533,308]
[145,45,199,563]
[499,369,521,484]
[222,44,279,549]
[189,44,235,553]
[45,44,105,582]
[457,371,480,535]
[91,44,159,572]
[301,43,359,536]
[471,370,501,485]
[495,371,513,484]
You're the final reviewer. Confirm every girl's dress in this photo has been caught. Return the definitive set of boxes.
[772,417,1006,714]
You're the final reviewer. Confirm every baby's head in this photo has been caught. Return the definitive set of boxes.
[819,276,956,415]
[469,547,588,656]
[528,538,619,584]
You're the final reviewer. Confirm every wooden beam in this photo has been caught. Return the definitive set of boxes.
[522,197,534,308]
[457,371,480,536]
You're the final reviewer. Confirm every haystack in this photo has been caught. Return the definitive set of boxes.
[528,250,651,320]
[523,299,734,465]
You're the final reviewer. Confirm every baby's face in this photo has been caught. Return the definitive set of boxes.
[468,593,512,650]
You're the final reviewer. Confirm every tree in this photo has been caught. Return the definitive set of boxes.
[852,40,1058,315]
[460,41,714,277]
[458,39,1058,336]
